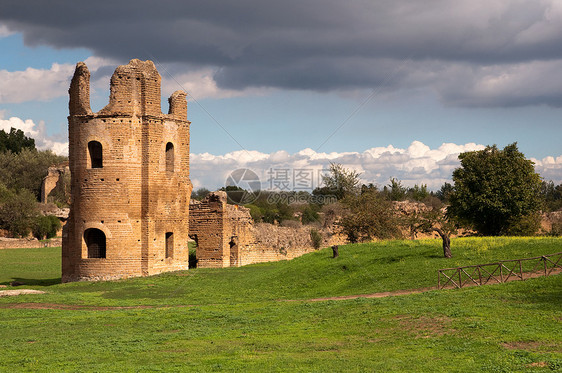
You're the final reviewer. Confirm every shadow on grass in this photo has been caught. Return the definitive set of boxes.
[0,277,61,287]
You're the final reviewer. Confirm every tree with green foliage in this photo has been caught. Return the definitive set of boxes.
[540,181,562,212]
[414,208,457,258]
[408,184,429,201]
[448,143,543,236]
[0,148,67,201]
[385,178,407,201]
[191,187,211,201]
[310,229,323,249]
[318,162,361,200]
[0,127,36,154]
[339,188,402,243]
[32,215,61,240]
[436,182,454,203]
[0,183,39,237]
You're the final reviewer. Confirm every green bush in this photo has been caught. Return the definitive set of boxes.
[301,205,320,224]
[503,213,541,236]
[245,204,264,222]
[310,229,322,250]
[0,184,38,238]
[32,215,61,240]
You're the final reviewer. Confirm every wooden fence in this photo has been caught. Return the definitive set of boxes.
[438,251,562,290]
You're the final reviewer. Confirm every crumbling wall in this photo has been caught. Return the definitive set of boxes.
[188,192,256,268]
[189,192,229,268]
[0,238,62,249]
[41,162,70,204]
[189,192,344,268]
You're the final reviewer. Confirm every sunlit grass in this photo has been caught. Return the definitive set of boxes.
[0,237,560,371]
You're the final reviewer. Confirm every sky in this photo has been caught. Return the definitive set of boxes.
[0,0,561,191]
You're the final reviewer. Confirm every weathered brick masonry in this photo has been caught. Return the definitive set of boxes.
[62,59,192,282]
[189,192,342,268]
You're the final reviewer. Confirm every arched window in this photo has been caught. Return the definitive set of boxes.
[165,142,174,173]
[165,232,174,258]
[84,228,106,258]
[88,141,103,168]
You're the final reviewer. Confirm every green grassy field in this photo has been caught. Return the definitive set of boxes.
[0,237,561,372]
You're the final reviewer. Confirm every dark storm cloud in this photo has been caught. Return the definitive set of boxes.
[2,0,562,106]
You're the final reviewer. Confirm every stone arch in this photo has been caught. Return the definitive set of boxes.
[84,228,106,258]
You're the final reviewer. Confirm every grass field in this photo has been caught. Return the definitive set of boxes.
[0,237,561,372]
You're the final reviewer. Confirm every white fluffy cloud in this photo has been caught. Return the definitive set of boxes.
[0,56,121,105]
[532,156,562,184]
[0,114,68,155]
[0,63,75,104]
[190,141,562,191]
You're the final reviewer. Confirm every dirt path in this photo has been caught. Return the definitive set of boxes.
[288,268,561,302]
[0,269,558,309]
[0,302,190,310]
[290,287,435,302]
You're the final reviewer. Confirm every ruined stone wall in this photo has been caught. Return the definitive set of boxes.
[62,59,192,282]
[188,193,228,268]
[239,223,346,266]
[41,162,70,204]
[189,192,344,268]
[0,238,62,250]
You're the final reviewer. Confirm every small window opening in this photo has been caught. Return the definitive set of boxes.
[88,141,103,168]
[166,142,174,173]
[229,236,239,267]
[84,228,106,258]
[165,232,174,259]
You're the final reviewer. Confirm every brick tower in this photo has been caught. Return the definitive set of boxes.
[62,59,192,282]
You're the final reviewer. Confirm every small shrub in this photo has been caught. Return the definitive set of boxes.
[503,213,541,236]
[301,205,320,224]
[310,229,322,250]
[245,204,264,222]
[32,215,61,240]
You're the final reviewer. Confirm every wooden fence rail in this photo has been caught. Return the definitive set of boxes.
[438,251,562,290]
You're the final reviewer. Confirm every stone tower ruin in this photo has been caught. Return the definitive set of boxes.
[62,59,192,282]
